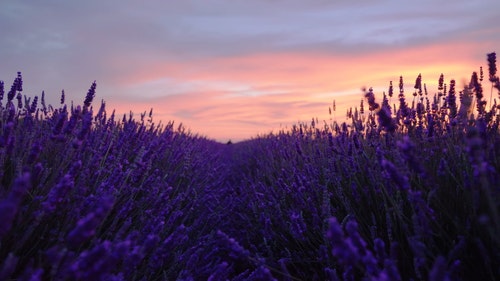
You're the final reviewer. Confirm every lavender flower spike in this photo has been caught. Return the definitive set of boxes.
[487,52,497,82]
[0,172,31,238]
[66,195,114,249]
[83,81,97,108]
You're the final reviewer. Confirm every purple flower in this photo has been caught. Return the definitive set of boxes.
[345,220,367,252]
[364,87,380,112]
[380,157,409,191]
[40,91,47,113]
[60,89,65,104]
[66,213,101,248]
[380,259,401,281]
[426,112,434,138]
[446,79,457,118]
[378,105,397,133]
[68,240,121,280]
[19,268,43,281]
[63,106,81,135]
[289,211,307,240]
[66,195,114,249]
[149,225,188,270]
[1,121,14,148]
[247,265,277,281]
[0,80,4,101]
[51,108,68,137]
[469,72,485,114]
[414,73,422,91]
[429,256,450,281]
[326,217,374,270]
[7,172,31,200]
[326,217,364,266]
[438,73,444,91]
[95,99,106,123]
[16,92,22,109]
[487,52,497,82]
[7,72,22,102]
[83,81,97,108]
[77,110,93,141]
[42,174,74,213]
[43,245,68,268]
[0,201,19,238]
[397,136,424,175]
[216,230,250,260]
[141,233,160,255]
[0,172,30,238]
[73,110,93,148]
[16,72,22,91]
[29,95,38,114]
[26,141,42,165]
[399,76,404,97]
[207,262,229,281]
[325,268,341,281]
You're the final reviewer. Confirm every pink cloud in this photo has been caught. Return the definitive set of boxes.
[103,39,496,142]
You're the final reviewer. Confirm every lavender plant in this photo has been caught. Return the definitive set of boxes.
[0,53,499,280]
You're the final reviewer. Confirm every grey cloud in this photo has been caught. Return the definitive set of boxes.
[3,0,497,64]
[1,0,499,109]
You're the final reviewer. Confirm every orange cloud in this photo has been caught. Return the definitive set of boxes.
[106,40,493,142]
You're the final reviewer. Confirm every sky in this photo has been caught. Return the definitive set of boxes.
[1,0,499,142]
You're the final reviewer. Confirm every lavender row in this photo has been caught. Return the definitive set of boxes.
[0,77,236,280]
[212,52,500,280]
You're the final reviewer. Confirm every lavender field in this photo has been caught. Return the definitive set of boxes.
[1,53,499,281]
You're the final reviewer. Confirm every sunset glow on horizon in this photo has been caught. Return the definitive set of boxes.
[1,0,499,142]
